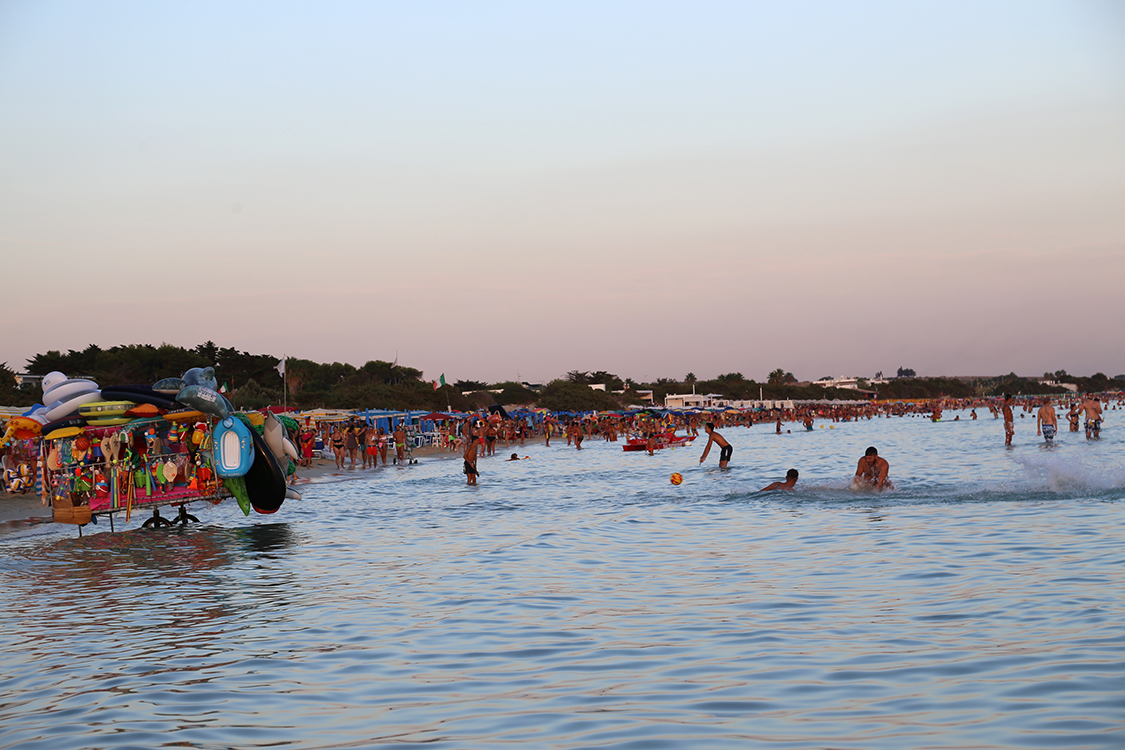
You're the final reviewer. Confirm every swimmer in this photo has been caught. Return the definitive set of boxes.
[854,446,891,491]
[1002,394,1015,446]
[699,422,731,468]
[1036,398,1058,443]
[1067,404,1081,432]
[760,469,798,491]
[507,453,522,461]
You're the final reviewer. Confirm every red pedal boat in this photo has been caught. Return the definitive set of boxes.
[622,432,697,452]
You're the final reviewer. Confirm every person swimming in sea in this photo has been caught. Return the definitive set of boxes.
[760,469,798,491]
[853,446,892,491]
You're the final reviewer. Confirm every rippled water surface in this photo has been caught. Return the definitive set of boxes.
[1,411,1123,749]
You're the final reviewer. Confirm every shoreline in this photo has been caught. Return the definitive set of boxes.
[0,434,552,529]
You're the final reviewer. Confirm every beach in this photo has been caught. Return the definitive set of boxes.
[1,409,1121,749]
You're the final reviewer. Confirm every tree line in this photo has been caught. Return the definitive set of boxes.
[2,343,1120,411]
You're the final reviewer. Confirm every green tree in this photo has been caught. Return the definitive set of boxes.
[536,380,620,412]
[767,369,796,385]
[493,381,537,405]
[0,363,36,407]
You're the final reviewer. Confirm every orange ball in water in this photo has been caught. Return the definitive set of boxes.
[670,472,683,485]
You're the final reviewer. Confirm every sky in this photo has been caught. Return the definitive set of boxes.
[2,0,1123,385]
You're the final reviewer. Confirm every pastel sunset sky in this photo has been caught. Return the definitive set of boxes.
[2,1,1123,384]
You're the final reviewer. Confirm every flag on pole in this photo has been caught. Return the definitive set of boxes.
[440,373,446,387]
[276,357,286,377]
[432,380,439,390]
[220,382,228,394]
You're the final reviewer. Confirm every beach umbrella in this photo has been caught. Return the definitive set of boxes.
[417,411,451,421]
[487,404,511,420]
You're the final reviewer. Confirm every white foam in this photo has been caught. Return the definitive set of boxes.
[1012,451,1125,493]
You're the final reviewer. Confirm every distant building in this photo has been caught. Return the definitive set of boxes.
[14,373,42,389]
[664,392,722,409]
[1039,380,1078,392]
[815,375,888,390]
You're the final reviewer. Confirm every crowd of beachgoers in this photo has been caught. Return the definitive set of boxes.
[309,393,1121,475]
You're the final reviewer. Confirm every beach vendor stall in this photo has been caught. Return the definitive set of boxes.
[30,369,297,534]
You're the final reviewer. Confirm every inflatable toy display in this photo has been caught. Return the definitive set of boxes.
[24,367,291,531]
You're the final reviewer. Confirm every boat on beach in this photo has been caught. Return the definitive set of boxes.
[622,432,697,452]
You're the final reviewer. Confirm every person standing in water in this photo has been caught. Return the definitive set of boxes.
[854,446,891,490]
[1037,398,1058,443]
[699,422,732,468]
[1082,395,1103,439]
[393,422,407,464]
[1002,394,1015,446]
[463,421,479,485]
[1067,403,1081,432]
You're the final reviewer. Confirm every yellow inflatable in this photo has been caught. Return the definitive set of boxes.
[0,417,42,449]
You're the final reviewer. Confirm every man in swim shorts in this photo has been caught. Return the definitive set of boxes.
[1081,395,1103,439]
[699,422,731,468]
[760,469,798,491]
[1002,394,1015,446]
[463,422,479,485]
[854,446,891,490]
[1036,398,1058,443]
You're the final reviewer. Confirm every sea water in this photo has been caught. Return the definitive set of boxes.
[0,410,1122,749]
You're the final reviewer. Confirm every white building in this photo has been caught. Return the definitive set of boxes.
[663,392,722,409]
[1039,380,1079,392]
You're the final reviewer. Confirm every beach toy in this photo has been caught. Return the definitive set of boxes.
[100,386,179,411]
[163,408,205,423]
[41,371,67,393]
[670,472,683,485]
[243,430,287,514]
[43,377,98,404]
[182,367,218,391]
[176,385,231,418]
[213,416,254,478]
[44,390,102,421]
[0,416,42,448]
[78,400,135,418]
[223,476,252,516]
[45,425,83,441]
[153,377,186,395]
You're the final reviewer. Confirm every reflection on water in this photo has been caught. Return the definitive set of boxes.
[0,411,1122,749]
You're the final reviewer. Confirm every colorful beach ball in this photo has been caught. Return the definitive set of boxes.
[670,472,683,486]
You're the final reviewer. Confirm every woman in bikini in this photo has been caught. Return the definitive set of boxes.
[331,427,346,470]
